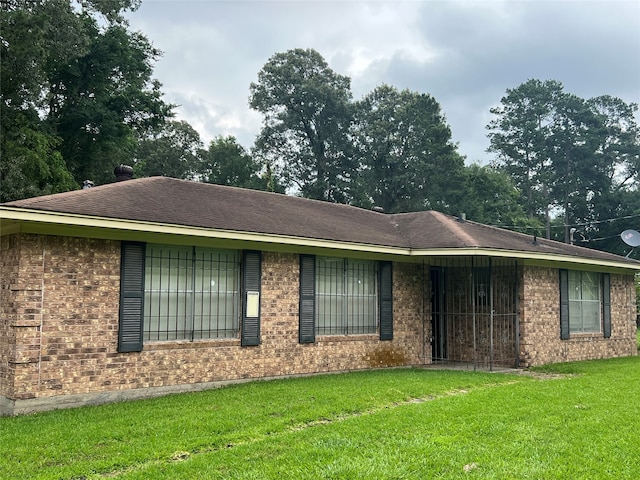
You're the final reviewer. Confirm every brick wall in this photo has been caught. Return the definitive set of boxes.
[1,234,20,402]
[3,233,636,414]
[1,234,427,414]
[519,265,637,366]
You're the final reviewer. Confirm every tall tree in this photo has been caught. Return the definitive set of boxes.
[249,48,354,202]
[134,120,203,180]
[458,164,541,232]
[487,79,640,252]
[487,79,564,233]
[202,135,283,192]
[0,0,172,200]
[351,85,465,213]
[49,22,172,185]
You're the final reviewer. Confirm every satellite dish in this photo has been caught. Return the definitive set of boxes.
[621,229,640,247]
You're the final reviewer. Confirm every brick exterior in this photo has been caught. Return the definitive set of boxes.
[519,265,637,366]
[0,234,428,415]
[1,234,637,415]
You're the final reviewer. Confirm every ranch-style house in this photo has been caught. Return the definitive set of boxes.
[1,172,638,415]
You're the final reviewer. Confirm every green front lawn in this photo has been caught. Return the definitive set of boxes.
[2,357,640,479]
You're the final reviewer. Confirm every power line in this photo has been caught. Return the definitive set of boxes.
[489,212,640,231]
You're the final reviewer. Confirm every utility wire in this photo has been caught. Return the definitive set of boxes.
[489,212,640,230]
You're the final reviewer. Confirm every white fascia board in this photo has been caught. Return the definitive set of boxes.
[410,247,640,272]
[0,207,407,255]
[3,207,639,272]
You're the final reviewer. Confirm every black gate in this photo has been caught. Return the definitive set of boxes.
[430,258,519,370]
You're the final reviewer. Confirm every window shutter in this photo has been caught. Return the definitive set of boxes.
[299,254,316,343]
[118,242,145,352]
[241,250,261,346]
[559,269,570,340]
[379,261,393,341]
[602,273,611,338]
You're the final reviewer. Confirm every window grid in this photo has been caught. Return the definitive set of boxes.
[144,245,240,341]
[568,270,602,334]
[316,258,378,335]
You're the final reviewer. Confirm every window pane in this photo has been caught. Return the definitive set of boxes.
[144,245,240,341]
[567,271,601,334]
[316,257,377,335]
[193,248,239,339]
[316,258,345,334]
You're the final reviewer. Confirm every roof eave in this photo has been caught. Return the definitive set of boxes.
[3,207,639,272]
[0,207,408,256]
[410,247,640,271]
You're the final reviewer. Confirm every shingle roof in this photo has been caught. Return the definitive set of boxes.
[3,176,637,265]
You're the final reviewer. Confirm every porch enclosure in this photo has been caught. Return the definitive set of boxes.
[429,257,519,370]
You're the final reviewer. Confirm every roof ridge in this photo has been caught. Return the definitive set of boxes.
[431,211,479,247]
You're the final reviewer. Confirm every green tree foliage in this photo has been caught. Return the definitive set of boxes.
[351,85,465,213]
[486,79,563,223]
[458,164,541,232]
[487,79,640,253]
[1,0,171,200]
[134,120,203,180]
[249,48,354,202]
[202,135,284,192]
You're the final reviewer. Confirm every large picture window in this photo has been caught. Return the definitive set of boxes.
[144,245,240,341]
[315,257,378,335]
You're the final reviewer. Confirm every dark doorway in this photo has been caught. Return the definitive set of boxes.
[429,258,519,369]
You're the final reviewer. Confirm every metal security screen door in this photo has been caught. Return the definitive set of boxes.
[430,258,519,370]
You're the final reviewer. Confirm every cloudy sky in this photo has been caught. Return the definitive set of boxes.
[125,0,640,164]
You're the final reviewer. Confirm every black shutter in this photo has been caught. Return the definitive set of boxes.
[118,242,145,352]
[602,273,611,338]
[559,269,570,340]
[241,250,261,346]
[379,261,393,341]
[299,254,316,343]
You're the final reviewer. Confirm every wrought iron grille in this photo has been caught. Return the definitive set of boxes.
[316,257,378,335]
[430,257,519,369]
[144,245,240,341]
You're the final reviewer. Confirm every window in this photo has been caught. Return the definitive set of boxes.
[316,257,378,335]
[560,269,611,339]
[144,245,240,341]
[568,271,601,334]
[299,255,392,342]
[118,242,261,352]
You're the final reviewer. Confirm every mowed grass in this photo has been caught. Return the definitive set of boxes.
[2,357,640,479]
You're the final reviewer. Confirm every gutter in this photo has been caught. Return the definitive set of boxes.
[2,206,639,272]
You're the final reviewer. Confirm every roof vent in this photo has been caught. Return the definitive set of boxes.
[532,234,539,246]
[82,180,94,189]
[457,213,466,222]
[372,206,385,214]
[114,164,134,182]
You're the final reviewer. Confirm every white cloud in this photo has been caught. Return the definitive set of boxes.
[127,0,640,162]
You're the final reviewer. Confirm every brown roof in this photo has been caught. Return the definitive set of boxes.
[3,176,638,265]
